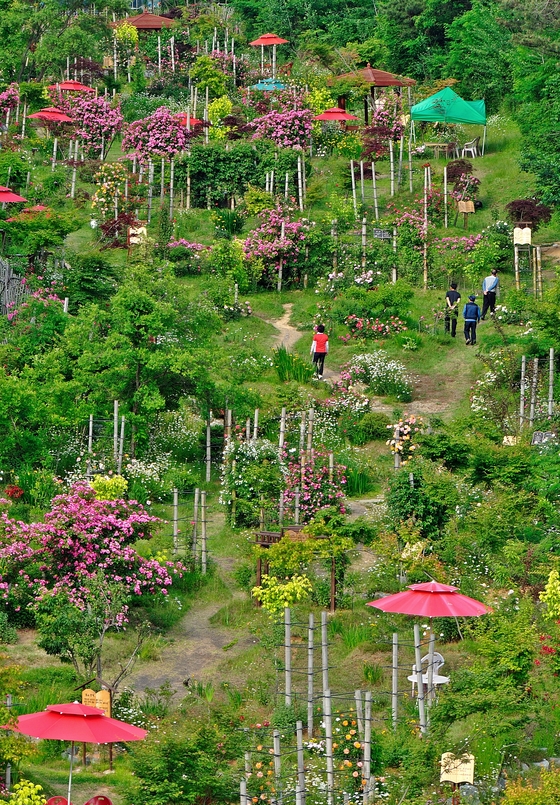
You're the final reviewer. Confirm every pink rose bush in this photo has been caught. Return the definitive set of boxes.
[243,205,312,285]
[55,94,123,156]
[283,450,347,523]
[122,106,189,163]
[0,84,19,116]
[250,108,313,150]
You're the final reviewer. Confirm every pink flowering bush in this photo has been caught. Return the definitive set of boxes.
[345,314,407,339]
[283,450,347,523]
[123,106,189,163]
[250,109,313,150]
[243,205,312,286]
[363,96,405,158]
[0,483,177,614]
[55,94,123,156]
[0,84,19,116]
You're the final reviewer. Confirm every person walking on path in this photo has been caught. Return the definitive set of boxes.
[311,324,329,378]
[463,295,481,345]
[444,281,461,337]
[481,269,499,319]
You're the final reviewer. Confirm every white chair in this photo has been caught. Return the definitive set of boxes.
[461,137,480,158]
[409,652,446,695]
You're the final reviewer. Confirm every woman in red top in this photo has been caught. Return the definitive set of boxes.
[310,324,329,378]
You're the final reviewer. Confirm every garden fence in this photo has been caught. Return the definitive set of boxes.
[0,257,28,315]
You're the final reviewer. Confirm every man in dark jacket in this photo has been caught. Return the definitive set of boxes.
[463,294,481,346]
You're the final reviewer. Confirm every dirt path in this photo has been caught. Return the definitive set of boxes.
[267,303,337,379]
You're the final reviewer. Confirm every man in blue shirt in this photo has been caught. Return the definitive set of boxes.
[463,294,481,345]
[481,269,499,320]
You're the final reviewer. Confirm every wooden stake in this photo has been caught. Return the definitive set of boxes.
[529,357,539,426]
[201,490,207,574]
[113,400,119,462]
[372,162,378,220]
[294,486,300,525]
[279,407,286,449]
[359,160,365,204]
[321,611,329,693]
[297,155,304,212]
[398,135,404,186]
[520,355,526,429]
[350,159,357,217]
[117,416,125,474]
[206,412,212,482]
[307,613,314,737]
[51,137,58,171]
[284,171,289,200]
[169,158,174,219]
[355,690,363,738]
[157,35,162,74]
[444,166,448,228]
[160,158,165,203]
[413,624,427,735]
[549,348,555,417]
[537,245,543,300]
[361,217,367,268]
[392,227,398,284]
[408,145,413,193]
[253,408,259,440]
[392,633,398,730]
[324,689,334,805]
[173,488,179,553]
[389,139,395,196]
[514,244,520,290]
[192,488,199,554]
[284,607,292,705]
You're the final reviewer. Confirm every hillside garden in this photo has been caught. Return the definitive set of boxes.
[0,1,560,804]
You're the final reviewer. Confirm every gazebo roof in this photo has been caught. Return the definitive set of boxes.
[334,64,416,87]
[111,11,175,29]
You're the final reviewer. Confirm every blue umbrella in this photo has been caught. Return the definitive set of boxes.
[249,78,286,91]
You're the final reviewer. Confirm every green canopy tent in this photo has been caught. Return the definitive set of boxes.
[411,87,487,154]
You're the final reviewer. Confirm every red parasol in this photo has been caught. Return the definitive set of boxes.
[314,107,359,121]
[249,32,288,46]
[367,581,491,618]
[48,80,95,93]
[176,113,204,127]
[0,186,27,203]
[7,703,147,803]
[28,107,73,123]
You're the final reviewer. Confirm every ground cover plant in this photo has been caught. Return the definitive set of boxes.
[1,4,560,805]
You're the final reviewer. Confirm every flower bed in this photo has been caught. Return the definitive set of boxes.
[343,351,413,401]
[345,314,407,339]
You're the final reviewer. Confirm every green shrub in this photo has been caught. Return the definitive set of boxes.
[359,412,392,441]
[331,281,414,323]
[273,345,315,383]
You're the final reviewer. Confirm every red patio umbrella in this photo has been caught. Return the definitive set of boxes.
[28,107,73,123]
[0,186,27,203]
[367,581,491,618]
[314,107,359,122]
[7,703,147,803]
[249,33,288,79]
[176,113,204,128]
[48,80,95,93]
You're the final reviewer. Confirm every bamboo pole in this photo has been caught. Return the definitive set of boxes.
[361,217,367,268]
[397,135,404,187]
[279,407,286,450]
[273,731,282,803]
[253,408,259,440]
[444,166,448,228]
[284,171,289,200]
[529,357,539,426]
[321,611,329,694]
[413,624,427,735]
[408,145,413,193]
[117,416,125,474]
[514,244,520,290]
[51,137,58,171]
[294,486,300,524]
[296,721,305,805]
[354,690,363,738]
[392,633,398,730]
[350,159,357,216]
[389,139,395,196]
[169,158,174,219]
[284,607,292,706]
[192,488,200,554]
[297,156,304,211]
[520,355,526,430]
[147,159,154,224]
[359,159,365,204]
[549,348,555,417]
[392,227,397,284]
[362,692,373,804]
[113,400,119,462]
[324,689,334,805]
[372,161,378,220]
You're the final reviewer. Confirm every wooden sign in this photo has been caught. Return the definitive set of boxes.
[514,226,531,245]
[96,689,111,718]
[458,200,475,214]
[440,752,475,785]
[82,688,97,708]
[373,228,392,240]
[531,430,555,445]
[128,226,147,246]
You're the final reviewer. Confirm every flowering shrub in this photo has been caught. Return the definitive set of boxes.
[223,300,252,320]
[59,95,123,156]
[386,414,424,463]
[4,484,24,499]
[345,314,407,339]
[123,455,173,504]
[343,352,413,401]
[90,474,128,501]
[243,206,312,286]
[252,573,313,618]
[251,109,313,150]
[362,95,405,158]
[221,439,286,526]
[451,172,481,201]
[0,483,177,615]
[0,83,19,116]
[283,449,347,522]
[123,106,189,162]
[91,162,128,220]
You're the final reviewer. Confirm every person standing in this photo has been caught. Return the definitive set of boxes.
[481,268,499,319]
[311,324,329,378]
[463,294,481,346]
[444,281,461,337]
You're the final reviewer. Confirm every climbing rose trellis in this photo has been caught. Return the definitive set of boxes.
[55,94,123,155]
[0,483,179,613]
[243,205,312,283]
[250,109,313,150]
[122,106,189,163]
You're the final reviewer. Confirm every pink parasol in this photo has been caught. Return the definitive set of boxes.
[367,581,492,618]
[28,107,73,123]
[0,186,27,203]
[6,703,147,804]
[48,80,95,93]
[314,107,359,121]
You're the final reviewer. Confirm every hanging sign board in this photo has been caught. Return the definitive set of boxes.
[95,689,111,718]
[440,753,475,785]
[514,227,531,245]
[82,689,97,709]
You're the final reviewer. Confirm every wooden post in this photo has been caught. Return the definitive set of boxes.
[86,413,93,478]
[354,690,363,738]
[350,159,357,217]
[514,244,520,290]
[426,631,436,708]
[51,137,58,171]
[192,488,199,554]
[408,145,413,193]
[413,624,427,735]
[147,159,154,224]
[206,412,212,483]
[285,607,292,706]
[392,227,397,284]
[169,158,175,219]
[71,163,77,199]
[113,400,119,462]
[173,488,178,553]
[279,407,287,449]
[273,731,282,803]
[324,689,334,805]
[157,35,162,74]
[520,355,526,430]
[444,166,448,228]
[389,139,395,197]
[297,156,304,212]
[245,418,251,440]
[361,217,367,268]
[359,160,365,204]
[160,158,165,204]
[362,692,373,803]
[201,490,207,574]
[392,633,398,730]
[296,721,305,805]
[307,613,314,737]
[549,348,555,417]
[537,245,543,300]
[253,408,259,440]
[372,161,378,221]
[321,611,329,694]
[397,135,404,187]
[306,408,314,459]
[117,416,125,474]
[529,357,539,426]
[299,411,306,451]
